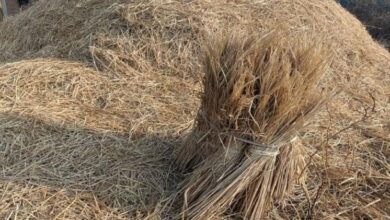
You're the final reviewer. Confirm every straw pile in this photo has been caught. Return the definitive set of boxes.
[0,0,389,219]
[0,58,197,219]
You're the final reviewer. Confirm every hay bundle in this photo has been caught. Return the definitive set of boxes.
[177,30,332,219]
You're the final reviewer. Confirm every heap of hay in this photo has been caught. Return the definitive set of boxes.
[0,59,198,134]
[1,0,389,79]
[0,58,196,219]
[0,114,174,219]
[0,0,388,219]
[177,30,332,219]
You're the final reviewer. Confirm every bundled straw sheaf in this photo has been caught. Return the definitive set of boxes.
[177,30,332,219]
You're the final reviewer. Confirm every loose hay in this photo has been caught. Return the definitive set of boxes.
[0,0,389,219]
[0,58,198,135]
[0,58,197,219]
[0,114,178,219]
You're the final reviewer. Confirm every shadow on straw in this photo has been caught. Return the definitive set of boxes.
[0,113,184,219]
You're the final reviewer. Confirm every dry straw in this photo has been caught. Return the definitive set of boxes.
[177,30,332,219]
[0,0,389,219]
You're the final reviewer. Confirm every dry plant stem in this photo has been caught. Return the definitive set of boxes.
[178,30,331,219]
[184,138,306,219]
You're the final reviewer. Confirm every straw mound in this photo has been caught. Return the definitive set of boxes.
[0,115,176,219]
[1,0,389,79]
[0,59,198,134]
[0,58,196,219]
[0,0,389,219]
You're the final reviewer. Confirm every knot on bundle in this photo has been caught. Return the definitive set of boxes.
[235,137,280,157]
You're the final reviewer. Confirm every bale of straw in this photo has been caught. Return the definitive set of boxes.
[176,30,332,219]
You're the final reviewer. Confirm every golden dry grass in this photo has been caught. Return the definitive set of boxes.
[0,0,389,219]
[177,30,332,219]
